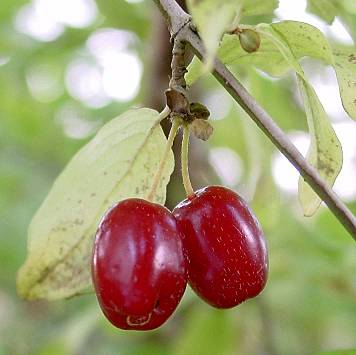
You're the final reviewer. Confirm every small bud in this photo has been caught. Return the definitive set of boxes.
[239,29,261,53]
[191,119,213,141]
[189,102,210,120]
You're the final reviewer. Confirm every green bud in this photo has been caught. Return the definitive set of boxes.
[239,29,261,53]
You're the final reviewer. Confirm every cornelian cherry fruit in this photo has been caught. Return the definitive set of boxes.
[173,186,268,308]
[92,198,187,331]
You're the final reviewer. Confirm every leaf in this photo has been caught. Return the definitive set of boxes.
[228,21,333,74]
[307,0,338,24]
[17,108,174,300]
[186,21,333,84]
[270,21,333,64]
[187,0,239,72]
[266,21,356,121]
[257,23,343,215]
[185,27,289,85]
[333,45,356,119]
[265,22,356,120]
[297,77,343,215]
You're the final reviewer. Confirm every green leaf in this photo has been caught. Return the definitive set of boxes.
[270,21,334,64]
[221,21,332,76]
[17,108,174,300]
[186,21,333,84]
[333,45,356,119]
[185,26,288,86]
[297,77,343,215]
[187,0,239,72]
[256,24,342,216]
[267,22,356,120]
[307,0,338,24]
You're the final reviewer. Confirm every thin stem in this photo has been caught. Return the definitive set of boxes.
[181,124,195,199]
[152,0,356,240]
[146,118,180,202]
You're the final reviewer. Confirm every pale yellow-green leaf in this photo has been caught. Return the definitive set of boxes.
[333,45,356,119]
[186,21,333,85]
[262,22,356,120]
[297,77,343,216]
[185,25,288,86]
[17,108,174,300]
[257,24,343,216]
[270,21,334,64]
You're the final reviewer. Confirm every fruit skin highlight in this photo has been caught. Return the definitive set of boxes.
[92,198,187,331]
[173,186,268,309]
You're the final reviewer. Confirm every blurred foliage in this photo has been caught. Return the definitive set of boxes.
[1,0,356,355]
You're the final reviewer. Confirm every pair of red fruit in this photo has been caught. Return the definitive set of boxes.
[92,185,268,331]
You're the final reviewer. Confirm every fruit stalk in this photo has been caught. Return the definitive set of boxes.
[146,116,180,202]
[181,124,195,199]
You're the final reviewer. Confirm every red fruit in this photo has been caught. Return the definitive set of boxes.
[92,198,187,331]
[173,186,268,309]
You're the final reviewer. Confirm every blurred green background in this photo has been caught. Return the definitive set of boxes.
[1,0,356,354]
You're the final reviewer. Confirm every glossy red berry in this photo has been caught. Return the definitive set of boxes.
[173,186,268,309]
[92,198,187,331]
